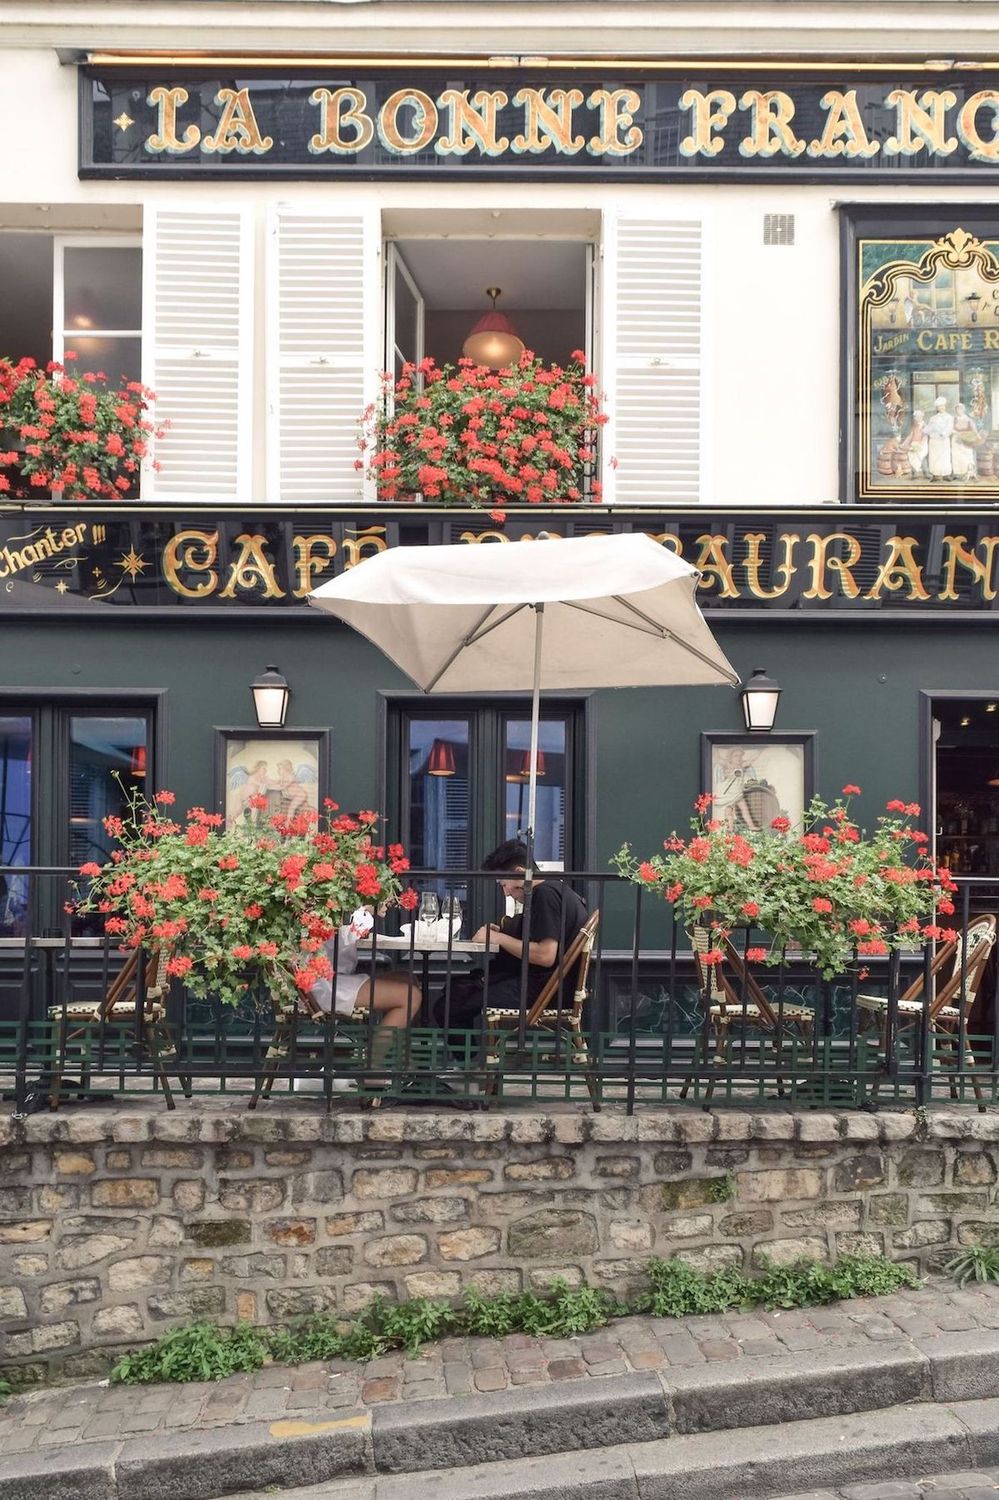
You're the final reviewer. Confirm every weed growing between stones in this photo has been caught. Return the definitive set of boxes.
[0,1379,10,1406]
[109,1254,919,1386]
[946,1237,999,1287]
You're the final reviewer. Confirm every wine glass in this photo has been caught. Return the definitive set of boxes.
[442,895,462,934]
[418,892,440,933]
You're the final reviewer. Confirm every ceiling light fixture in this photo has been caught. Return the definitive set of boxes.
[462,287,525,370]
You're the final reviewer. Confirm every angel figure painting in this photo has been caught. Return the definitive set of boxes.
[223,738,321,827]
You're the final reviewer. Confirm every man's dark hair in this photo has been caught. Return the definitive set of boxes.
[481,838,532,874]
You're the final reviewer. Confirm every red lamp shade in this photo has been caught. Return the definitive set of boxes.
[129,744,147,777]
[462,287,525,370]
[428,738,456,776]
[519,748,546,779]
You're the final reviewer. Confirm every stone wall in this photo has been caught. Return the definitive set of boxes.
[2,1106,998,1380]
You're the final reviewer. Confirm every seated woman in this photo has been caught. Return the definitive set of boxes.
[429,838,588,1033]
[309,910,420,1037]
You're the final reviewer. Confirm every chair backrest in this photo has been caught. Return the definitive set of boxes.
[933,913,996,1019]
[690,926,780,1028]
[526,910,600,1026]
[102,945,167,1022]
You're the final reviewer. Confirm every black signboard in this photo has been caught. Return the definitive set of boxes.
[80,67,999,181]
[6,507,999,617]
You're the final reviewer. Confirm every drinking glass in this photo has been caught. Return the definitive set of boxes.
[418,892,440,928]
[442,896,462,934]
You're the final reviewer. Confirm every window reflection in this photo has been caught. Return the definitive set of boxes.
[504,719,566,867]
[407,719,469,898]
[70,716,147,934]
[0,717,32,937]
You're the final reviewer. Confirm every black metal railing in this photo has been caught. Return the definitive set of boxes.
[2,867,997,1114]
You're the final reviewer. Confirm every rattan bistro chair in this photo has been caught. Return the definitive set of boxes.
[681,928,815,1101]
[247,986,370,1110]
[46,946,189,1110]
[856,913,996,1103]
[483,909,601,1111]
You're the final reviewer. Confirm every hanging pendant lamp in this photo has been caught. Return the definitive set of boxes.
[462,287,525,370]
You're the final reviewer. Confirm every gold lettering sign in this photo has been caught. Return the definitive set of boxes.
[884,89,958,157]
[512,88,585,155]
[309,87,374,155]
[162,530,220,598]
[739,91,804,159]
[202,88,273,155]
[808,90,879,158]
[679,90,736,158]
[146,85,201,153]
[436,90,509,156]
[218,535,286,599]
[379,89,439,155]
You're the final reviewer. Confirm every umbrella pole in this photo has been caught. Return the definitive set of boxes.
[524,602,544,875]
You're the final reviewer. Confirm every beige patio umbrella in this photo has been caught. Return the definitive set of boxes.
[309,531,738,858]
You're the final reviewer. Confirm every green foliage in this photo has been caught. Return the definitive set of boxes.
[0,1379,11,1405]
[946,1239,999,1287]
[614,787,952,980]
[706,1175,734,1203]
[111,1321,268,1386]
[111,1253,920,1386]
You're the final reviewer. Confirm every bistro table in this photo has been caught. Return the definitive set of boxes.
[357,934,488,1000]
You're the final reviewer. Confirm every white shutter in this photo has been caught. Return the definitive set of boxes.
[141,205,253,501]
[600,212,704,505]
[266,205,381,504]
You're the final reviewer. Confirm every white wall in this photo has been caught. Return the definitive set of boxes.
[5,45,999,506]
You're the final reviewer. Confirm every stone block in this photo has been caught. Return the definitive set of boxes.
[0,1285,28,1318]
[108,1256,173,1292]
[867,1193,909,1228]
[106,1150,131,1170]
[57,1233,132,1270]
[653,1151,694,1175]
[52,1150,96,1176]
[265,1218,317,1247]
[342,1280,393,1313]
[218,1178,286,1212]
[38,1278,100,1314]
[438,1227,502,1261]
[736,1169,823,1203]
[552,1116,587,1145]
[390,1196,470,1225]
[467,1268,522,1296]
[326,1211,385,1235]
[147,1288,226,1319]
[508,1210,596,1258]
[12,1254,48,1276]
[841,1116,881,1141]
[220,1253,287,1280]
[835,1232,885,1257]
[660,1213,715,1240]
[649,1178,729,1212]
[110,1117,152,1143]
[140,1146,205,1170]
[0,1440,119,1500]
[892,1219,951,1248]
[957,1220,998,1245]
[594,1156,640,1179]
[916,1191,988,1214]
[291,1169,344,1206]
[181,1258,216,1281]
[509,1116,552,1145]
[264,1149,311,1167]
[92,1304,146,1339]
[0,1219,51,1242]
[752,1236,829,1269]
[173,1181,206,1214]
[637,1114,684,1142]
[896,1149,945,1187]
[4,1320,80,1355]
[675,1244,743,1273]
[504,1158,575,1182]
[423,1168,493,1189]
[187,1219,250,1248]
[608,1220,654,1250]
[364,1234,429,1267]
[795,1115,840,1143]
[36,1184,81,1213]
[783,1202,862,1230]
[264,1285,338,1317]
[528,1264,587,1288]
[832,1153,885,1192]
[589,1113,638,1143]
[719,1210,773,1237]
[878,1113,918,1142]
[750,1114,796,1141]
[955,1150,998,1185]
[90,1179,159,1209]
[405,1270,463,1299]
[352,1167,418,1199]
[236,1292,256,1321]
[316,1248,355,1272]
[370,1371,669,1473]
[920,1329,999,1402]
[714,1114,753,1142]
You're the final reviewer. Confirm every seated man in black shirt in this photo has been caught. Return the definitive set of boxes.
[429,839,588,1032]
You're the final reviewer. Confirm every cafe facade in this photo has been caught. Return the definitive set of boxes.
[4,2,999,1024]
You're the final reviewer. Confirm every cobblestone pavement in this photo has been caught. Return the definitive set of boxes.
[3,1277,999,1461]
[774,1472,999,1498]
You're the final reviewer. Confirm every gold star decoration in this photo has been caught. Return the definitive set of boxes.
[54,580,70,594]
[117,548,148,580]
[113,113,134,133]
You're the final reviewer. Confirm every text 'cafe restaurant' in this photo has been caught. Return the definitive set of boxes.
[5,51,999,1011]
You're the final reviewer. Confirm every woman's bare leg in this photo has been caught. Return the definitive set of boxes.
[354,972,422,1086]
